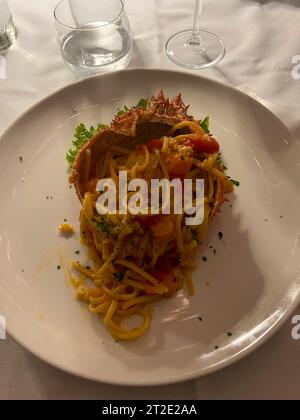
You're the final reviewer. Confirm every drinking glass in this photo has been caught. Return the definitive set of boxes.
[165,0,225,69]
[0,0,16,51]
[54,0,132,77]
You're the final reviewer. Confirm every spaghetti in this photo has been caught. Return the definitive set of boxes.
[69,92,234,340]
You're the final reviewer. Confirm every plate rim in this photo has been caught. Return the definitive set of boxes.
[1,68,299,386]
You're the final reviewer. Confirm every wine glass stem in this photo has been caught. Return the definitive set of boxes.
[189,0,203,46]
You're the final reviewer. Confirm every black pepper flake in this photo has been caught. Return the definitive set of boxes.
[69,185,72,189]
[198,317,203,322]
[75,250,80,255]
[64,218,67,222]
[265,219,268,222]
[19,156,23,162]
[227,332,233,337]
[229,205,233,208]
[215,346,219,350]
[114,272,124,282]
[280,215,283,218]
[202,256,207,262]
[21,269,24,273]
[46,196,49,200]
[218,232,223,240]
[57,265,61,270]
[209,246,213,249]
[213,249,216,255]
[86,266,91,270]
[50,196,53,200]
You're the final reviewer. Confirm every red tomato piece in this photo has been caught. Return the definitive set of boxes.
[152,267,170,282]
[184,136,219,154]
[137,215,162,228]
[151,215,173,238]
[146,139,163,152]
[167,157,193,176]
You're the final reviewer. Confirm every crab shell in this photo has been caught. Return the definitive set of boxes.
[70,91,226,218]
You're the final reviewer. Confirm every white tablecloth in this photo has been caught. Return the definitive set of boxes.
[1,0,300,400]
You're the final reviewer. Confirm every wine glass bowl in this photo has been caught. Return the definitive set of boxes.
[165,0,225,70]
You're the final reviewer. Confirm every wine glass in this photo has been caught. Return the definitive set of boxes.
[165,0,225,69]
[0,0,16,51]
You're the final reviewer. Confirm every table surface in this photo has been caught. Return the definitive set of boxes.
[0,0,300,400]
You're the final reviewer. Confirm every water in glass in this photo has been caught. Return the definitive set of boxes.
[61,23,132,76]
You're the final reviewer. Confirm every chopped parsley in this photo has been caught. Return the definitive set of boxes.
[200,116,210,134]
[231,179,240,187]
[136,98,148,108]
[117,98,148,116]
[95,218,111,235]
[218,231,223,240]
[191,229,199,242]
[66,123,108,166]
[114,272,124,282]
[216,153,227,170]
[117,105,130,116]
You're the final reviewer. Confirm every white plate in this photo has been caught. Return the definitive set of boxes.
[0,69,299,386]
